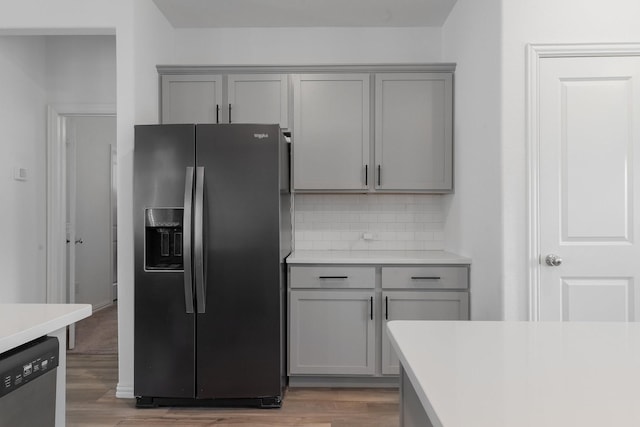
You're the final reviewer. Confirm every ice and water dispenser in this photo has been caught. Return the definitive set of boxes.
[144,208,184,271]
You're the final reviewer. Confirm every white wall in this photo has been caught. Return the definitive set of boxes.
[118,0,175,398]
[0,0,175,398]
[501,0,640,320]
[441,0,640,321]
[0,36,48,303]
[133,1,175,123]
[45,35,116,105]
[441,0,503,319]
[172,27,443,64]
[0,34,117,305]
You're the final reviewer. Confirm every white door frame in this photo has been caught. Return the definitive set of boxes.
[526,43,640,321]
[46,104,116,305]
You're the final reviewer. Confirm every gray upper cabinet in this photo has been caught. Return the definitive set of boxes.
[159,65,455,193]
[375,73,453,192]
[227,74,289,128]
[292,73,370,191]
[161,74,223,124]
[160,71,289,127]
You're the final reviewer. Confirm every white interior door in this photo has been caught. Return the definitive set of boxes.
[538,55,640,321]
[66,116,116,312]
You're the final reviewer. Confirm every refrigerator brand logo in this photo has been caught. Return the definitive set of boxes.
[253,133,269,140]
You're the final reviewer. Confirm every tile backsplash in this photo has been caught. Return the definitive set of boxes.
[294,194,445,251]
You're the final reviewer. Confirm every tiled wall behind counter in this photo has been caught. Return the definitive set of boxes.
[294,194,445,251]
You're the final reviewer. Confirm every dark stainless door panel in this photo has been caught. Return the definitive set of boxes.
[195,124,283,399]
[134,124,196,398]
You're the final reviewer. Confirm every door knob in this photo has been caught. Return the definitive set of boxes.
[75,238,84,244]
[545,254,562,266]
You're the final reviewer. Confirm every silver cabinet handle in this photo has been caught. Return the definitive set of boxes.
[545,254,563,267]
[318,276,348,279]
[194,167,206,313]
[183,167,195,314]
[411,276,441,280]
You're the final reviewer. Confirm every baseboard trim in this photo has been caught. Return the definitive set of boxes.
[289,375,398,388]
[116,383,134,399]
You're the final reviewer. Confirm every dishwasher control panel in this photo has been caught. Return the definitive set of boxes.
[0,336,59,398]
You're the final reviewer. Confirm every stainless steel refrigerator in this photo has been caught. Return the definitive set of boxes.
[133,124,291,408]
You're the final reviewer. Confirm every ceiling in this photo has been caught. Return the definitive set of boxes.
[152,0,458,28]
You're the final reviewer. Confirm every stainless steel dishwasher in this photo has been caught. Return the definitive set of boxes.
[0,336,59,427]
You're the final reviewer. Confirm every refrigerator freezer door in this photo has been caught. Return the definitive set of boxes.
[134,124,197,399]
[195,124,284,400]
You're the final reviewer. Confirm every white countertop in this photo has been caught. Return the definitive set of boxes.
[286,250,471,265]
[0,304,92,354]
[387,320,640,427]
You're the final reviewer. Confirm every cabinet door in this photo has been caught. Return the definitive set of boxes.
[292,74,370,191]
[381,291,468,375]
[375,73,453,191]
[227,74,289,128]
[161,74,223,124]
[289,290,375,375]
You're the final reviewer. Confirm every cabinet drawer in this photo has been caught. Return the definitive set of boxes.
[290,266,375,289]
[381,266,468,290]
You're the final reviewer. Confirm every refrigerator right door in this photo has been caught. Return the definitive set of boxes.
[194,124,283,401]
[134,124,196,399]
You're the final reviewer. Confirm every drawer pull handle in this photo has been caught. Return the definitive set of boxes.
[318,276,348,279]
[370,296,373,320]
[411,276,441,280]
[385,296,389,320]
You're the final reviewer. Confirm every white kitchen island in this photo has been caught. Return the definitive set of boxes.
[0,304,92,427]
[387,320,640,427]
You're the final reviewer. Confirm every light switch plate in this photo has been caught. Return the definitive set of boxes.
[13,167,27,181]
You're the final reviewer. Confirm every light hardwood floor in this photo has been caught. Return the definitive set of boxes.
[66,354,400,427]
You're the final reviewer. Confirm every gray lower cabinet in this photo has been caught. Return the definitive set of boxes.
[288,263,470,383]
[380,265,469,375]
[381,291,469,375]
[289,290,375,375]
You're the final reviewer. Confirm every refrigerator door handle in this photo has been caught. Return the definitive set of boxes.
[183,167,195,314]
[194,166,206,313]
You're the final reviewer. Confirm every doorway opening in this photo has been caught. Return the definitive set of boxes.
[48,106,117,351]
[31,33,118,353]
